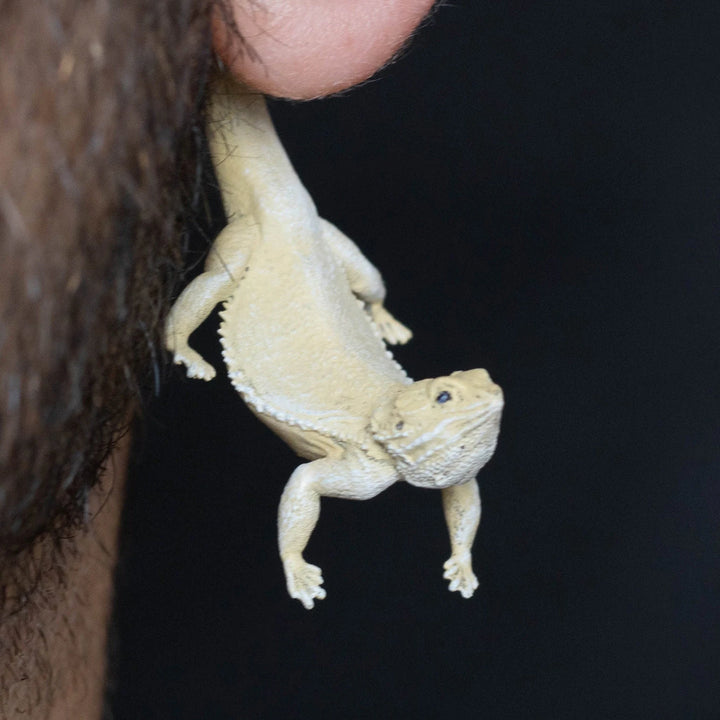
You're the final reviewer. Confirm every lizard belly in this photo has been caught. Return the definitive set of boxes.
[219,237,409,454]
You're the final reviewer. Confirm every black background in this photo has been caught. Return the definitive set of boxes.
[112,2,720,718]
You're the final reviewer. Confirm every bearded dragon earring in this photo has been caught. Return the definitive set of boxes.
[165,72,503,609]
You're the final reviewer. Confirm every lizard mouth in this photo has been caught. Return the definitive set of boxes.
[369,370,504,487]
[381,396,503,489]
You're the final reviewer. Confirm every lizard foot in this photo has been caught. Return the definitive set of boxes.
[443,552,479,599]
[172,346,217,381]
[283,555,326,610]
[369,304,413,345]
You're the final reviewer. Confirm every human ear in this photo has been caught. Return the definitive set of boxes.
[212,0,436,99]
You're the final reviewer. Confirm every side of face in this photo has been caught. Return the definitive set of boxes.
[370,369,504,488]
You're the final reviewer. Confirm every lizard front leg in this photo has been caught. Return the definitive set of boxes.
[278,453,398,609]
[165,218,258,379]
[441,478,481,598]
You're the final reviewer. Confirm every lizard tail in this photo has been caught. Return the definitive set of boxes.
[205,72,275,220]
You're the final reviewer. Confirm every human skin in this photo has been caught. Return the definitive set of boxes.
[214,0,437,99]
[24,439,126,720]
[0,1,439,718]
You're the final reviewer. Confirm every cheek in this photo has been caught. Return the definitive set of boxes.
[213,0,436,99]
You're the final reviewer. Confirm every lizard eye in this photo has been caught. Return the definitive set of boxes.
[436,391,451,404]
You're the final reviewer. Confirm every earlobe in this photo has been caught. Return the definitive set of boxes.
[212,0,437,99]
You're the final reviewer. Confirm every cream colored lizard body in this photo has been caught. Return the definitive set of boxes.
[165,74,503,609]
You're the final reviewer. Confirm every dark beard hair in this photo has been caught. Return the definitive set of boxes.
[0,0,223,614]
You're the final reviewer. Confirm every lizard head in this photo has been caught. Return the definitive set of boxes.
[370,369,503,489]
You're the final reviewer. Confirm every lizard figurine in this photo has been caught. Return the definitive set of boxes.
[165,73,504,609]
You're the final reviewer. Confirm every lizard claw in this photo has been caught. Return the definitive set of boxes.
[172,346,216,381]
[443,552,479,599]
[283,555,326,610]
[369,304,413,345]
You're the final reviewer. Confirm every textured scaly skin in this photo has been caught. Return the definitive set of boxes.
[165,74,503,608]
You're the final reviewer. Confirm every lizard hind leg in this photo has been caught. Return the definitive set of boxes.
[319,219,413,345]
[165,217,259,380]
[367,302,413,346]
[278,452,398,609]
